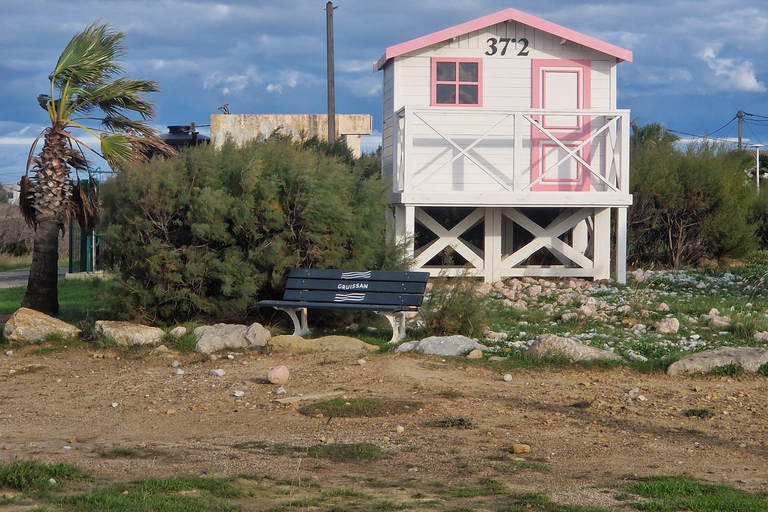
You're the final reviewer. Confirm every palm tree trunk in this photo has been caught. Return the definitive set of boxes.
[21,220,60,315]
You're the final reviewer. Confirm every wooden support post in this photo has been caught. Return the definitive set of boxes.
[616,207,628,284]
[484,208,501,283]
[593,208,611,279]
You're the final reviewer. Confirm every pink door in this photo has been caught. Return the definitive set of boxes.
[530,59,591,191]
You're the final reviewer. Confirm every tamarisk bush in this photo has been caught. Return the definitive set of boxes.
[100,136,393,323]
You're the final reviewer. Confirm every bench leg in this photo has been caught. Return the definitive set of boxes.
[378,311,406,344]
[276,307,310,337]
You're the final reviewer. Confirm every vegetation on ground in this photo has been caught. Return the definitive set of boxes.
[297,397,422,418]
[3,461,764,512]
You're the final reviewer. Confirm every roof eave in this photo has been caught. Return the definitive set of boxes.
[374,7,633,72]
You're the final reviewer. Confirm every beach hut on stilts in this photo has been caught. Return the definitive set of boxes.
[375,8,633,283]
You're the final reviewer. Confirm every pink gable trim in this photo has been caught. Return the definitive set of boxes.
[374,8,632,71]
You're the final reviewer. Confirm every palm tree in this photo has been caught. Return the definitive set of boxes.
[21,22,173,315]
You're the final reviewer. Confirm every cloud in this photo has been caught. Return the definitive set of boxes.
[699,48,766,92]
[343,76,381,98]
[203,66,262,95]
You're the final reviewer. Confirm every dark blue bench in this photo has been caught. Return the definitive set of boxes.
[257,269,430,343]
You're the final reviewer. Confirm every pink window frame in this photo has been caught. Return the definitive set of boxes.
[430,57,483,107]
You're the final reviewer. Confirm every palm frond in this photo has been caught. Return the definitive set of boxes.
[18,175,36,227]
[71,178,100,231]
[100,133,176,167]
[52,22,125,91]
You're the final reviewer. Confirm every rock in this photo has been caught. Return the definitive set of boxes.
[268,335,379,354]
[274,387,286,395]
[709,315,731,329]
[171,360,179,367]
[174,369,184,375]
[754,331,768,342]
[194,322,271,354]
[474,283,493,296]
[169,326,187,337]
[4,308,81,344]
[503,374,513,382]
[656,317,680,334]
[466,349,484,359]
[509,443,531,454]
[234,391,245,397]
[396,425,405,433]
[483,329,508,341]
[209,369,226,377]
[5,351,12,356]
[394,335,488,357]
[152,345,171,355]
[357,359,366,365]
[267,365,290,384]
[656,302,670,312]
[95,321,164,346]
[667,347,768,376]
[526,335,623,362]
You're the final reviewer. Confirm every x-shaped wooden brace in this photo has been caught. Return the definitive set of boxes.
[501,208,593,269]
[414,207,485,269]
[523,115,621,192]
[412,112,513,191]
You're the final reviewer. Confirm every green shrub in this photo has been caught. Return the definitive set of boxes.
[100,137,395,323]
[629,134,757,268]
[419,272,493,338]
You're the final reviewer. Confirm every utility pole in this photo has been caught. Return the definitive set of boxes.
[754,144,764,195]
[326,1,336,146]
[738,110,744,150]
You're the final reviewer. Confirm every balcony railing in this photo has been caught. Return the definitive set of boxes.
[391,107,631,207]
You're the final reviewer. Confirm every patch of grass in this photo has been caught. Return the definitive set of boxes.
[0,460,90,492]
[617,475,768,512]
[428,415,478,429]
[758,362,768,377]
[232,441,299,456]
[438,477,508,498]
[306,442,384,461]
[708,363,744,376]
[101,446,139,458]
[298,397,421,418]
[684,408,716,419]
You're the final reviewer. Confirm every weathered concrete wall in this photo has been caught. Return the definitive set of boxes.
[210,114,372,157]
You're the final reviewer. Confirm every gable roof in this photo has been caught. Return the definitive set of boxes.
[374,8,633,71]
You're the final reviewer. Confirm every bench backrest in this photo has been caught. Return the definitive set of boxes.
[282,269,430,309]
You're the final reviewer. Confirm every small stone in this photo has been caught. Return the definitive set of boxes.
[234,391,245,397]
[111,403,118,408]
[169,326,187,337]
[396,425,405,433]
[3,493,13,499]
[267,365,290,384]
[274,387,286,395]
[510,443,531,454]
[209,369,225,377]
[4,351,11,356]
[171,360,180,368]
[656,302,670,312]
[466,349,484,359]
[407,467,418,473]
[63,445,71,450]
[227,354,235,360]
[636,395,648,402]
[657,317,680,334]
[357,359,366,365]
[174,369,184,375]
[166,409,176,415]
[503,374,513,382]
[48,478,57,486]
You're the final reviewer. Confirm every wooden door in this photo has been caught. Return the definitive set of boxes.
[530,59,591,191]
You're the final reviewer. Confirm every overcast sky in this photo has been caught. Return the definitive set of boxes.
[1,0,767,184]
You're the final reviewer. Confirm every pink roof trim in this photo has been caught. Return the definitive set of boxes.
[374,8,633,71]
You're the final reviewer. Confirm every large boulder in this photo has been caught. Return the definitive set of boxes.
[667,347,768,376]
[394,335,488,356]
[526,334,623,362]
[194,322,271,354]
[3,308,81,344]
[268,335,379,354]
[95,321,165,346]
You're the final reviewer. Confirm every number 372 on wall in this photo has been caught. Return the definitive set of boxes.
[486,37,529,56]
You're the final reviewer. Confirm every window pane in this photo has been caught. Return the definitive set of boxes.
[458,62,478,82]
[458,85,478,104]
[436,84,456,104]
[436,62,455,82]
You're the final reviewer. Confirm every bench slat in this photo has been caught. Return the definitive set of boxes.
[284,278,426,294]
[257,300,406,312]
[287,268,429,283]
[281,289,424,307]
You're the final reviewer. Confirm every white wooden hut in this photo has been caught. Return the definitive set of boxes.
[375,8,633,283]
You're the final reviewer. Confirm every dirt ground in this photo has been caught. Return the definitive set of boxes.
[1,343,767,506]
